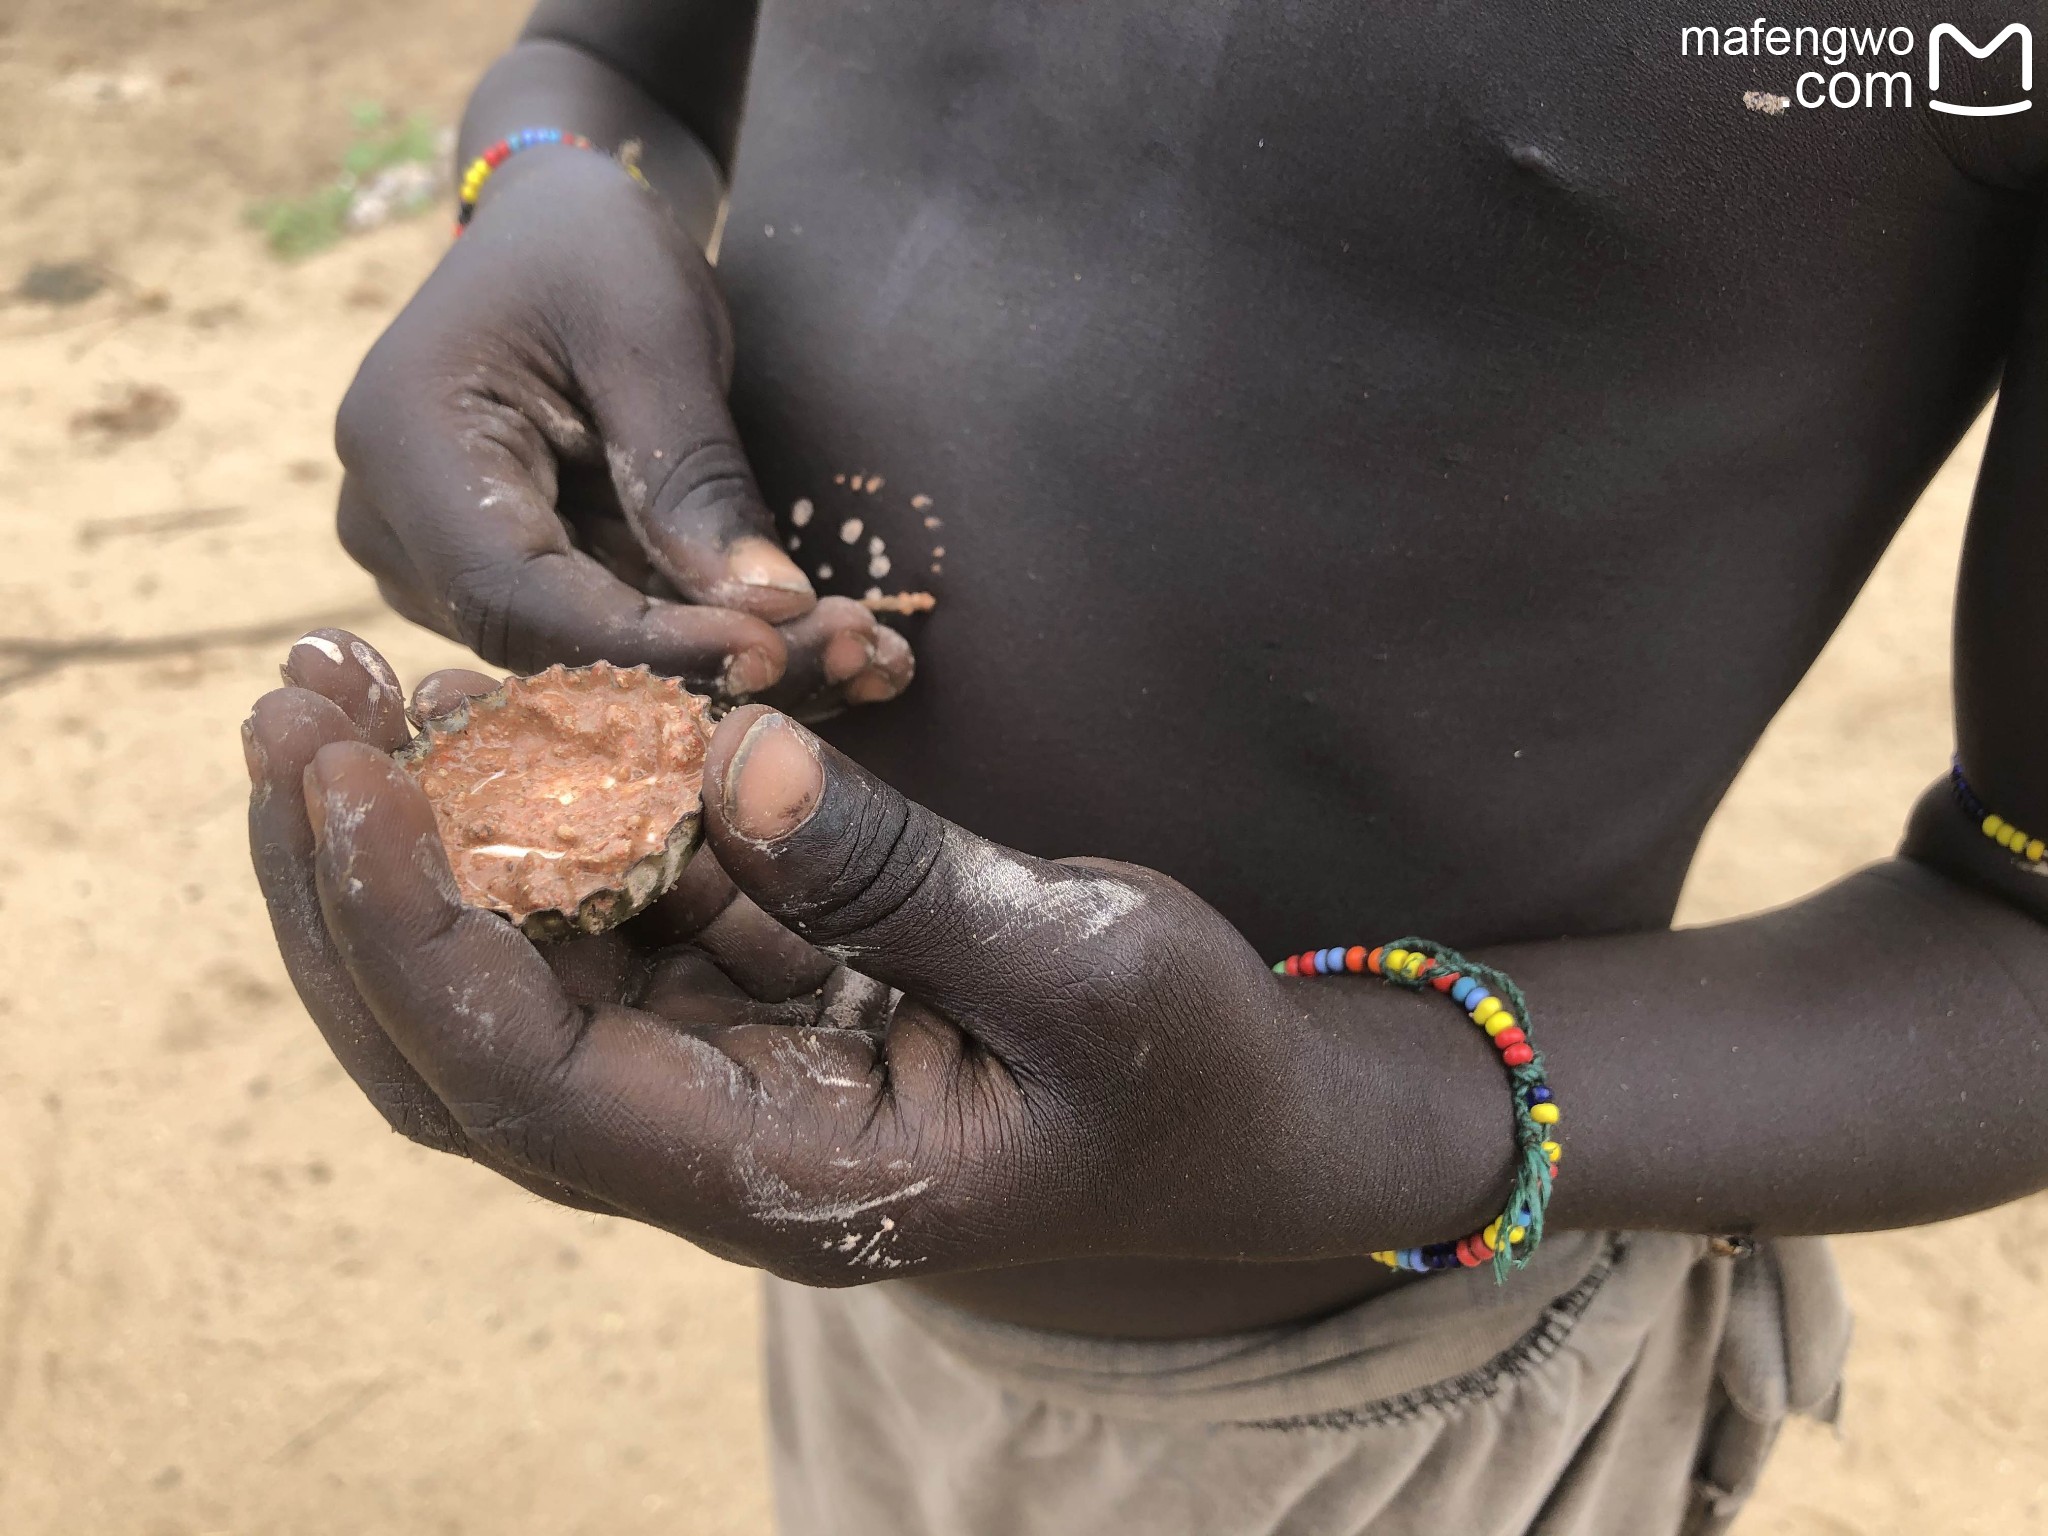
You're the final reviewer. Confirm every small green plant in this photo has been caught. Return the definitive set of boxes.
[245,102,444,260]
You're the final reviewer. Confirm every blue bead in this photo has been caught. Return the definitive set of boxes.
[1324,947,1346,972]
[1396,1248,1417,1270]
[1528,1086,1553,1103]
[1312,950,1330,974]
[1450,977,1477,1004]
[1464,988,1492,1014]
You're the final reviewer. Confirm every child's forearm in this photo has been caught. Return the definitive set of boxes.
[461,0,765,251]
[1355,784,2048,1244]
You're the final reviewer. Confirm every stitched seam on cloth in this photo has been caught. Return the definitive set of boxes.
[1232,1236,1626,1431]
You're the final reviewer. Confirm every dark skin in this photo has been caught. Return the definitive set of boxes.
[254,1,2048,1338]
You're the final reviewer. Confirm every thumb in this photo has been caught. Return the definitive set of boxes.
[703,709,1153,1041]
[579,297,813,625]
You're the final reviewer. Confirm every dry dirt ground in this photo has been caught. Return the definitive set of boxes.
[0,2,2042,1532]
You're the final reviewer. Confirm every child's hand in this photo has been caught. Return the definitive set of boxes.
[244,634,1426,1284]
[333,146,908,716]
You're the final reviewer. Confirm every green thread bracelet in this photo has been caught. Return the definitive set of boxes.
[1276,939,1558,1279]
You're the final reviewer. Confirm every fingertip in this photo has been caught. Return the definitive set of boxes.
[872,624,913,671]
[821,627,877,685]
[703,536,817,624]
[280,629,409,751]
[410,668,501,726]
[720,711,825,845]
[705,702,779,797]
[845,625,914,706]
[721,631,788,697]
[843,672,901,706]
[241,715,263,787]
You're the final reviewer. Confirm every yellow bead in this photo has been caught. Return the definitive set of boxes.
[1985,815,2006,838]
[1473,997,1503,1024]
[1508,1225,1527,1244]
[1403,953,1428,977]
[1385,948,1410,971]
[1542,1140,1562,1162]
[1483,1219,1502,1245]
[2000,825,2022,849]
[1532,1103,1560,1125]
[1484,1012,1517,1037]
[2028,840,2045,863]
[1371,1250,1395,1265]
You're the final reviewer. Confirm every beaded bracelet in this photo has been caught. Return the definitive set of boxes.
[456,128,649,232]
[1274,939,1559,1280]
[1951,759,2047,867]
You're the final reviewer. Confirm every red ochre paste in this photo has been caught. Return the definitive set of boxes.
[401,663,712,929]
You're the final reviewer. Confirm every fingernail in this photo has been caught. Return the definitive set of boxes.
[845,670,901,705]
[821,629,876,685]
[726,715,822,841]
[240,718,264,785]
[282,633,345,688]
[726,536,814,596]
[723,647,780,697]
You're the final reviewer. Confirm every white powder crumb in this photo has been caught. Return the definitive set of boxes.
[294,634,344,664]
[864,586,883,602]
[931,546,946,558]
[866,476,884,493]
[816,562,834,580]
[869,554,892,578]
[791,497,814,527]
[931,564,943,575]
[765,224,775,236]
[834,473,846,484]
[840,518,864,543]
[923,515,943,530]
[786,536,800,551]
[848,475,865,492]
[867,535,885,555]
[910,494,932,510]
[1743,91,1791,115]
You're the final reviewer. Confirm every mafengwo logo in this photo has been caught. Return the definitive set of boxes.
[1930,22,2032,113]
[1682,20,2032,113]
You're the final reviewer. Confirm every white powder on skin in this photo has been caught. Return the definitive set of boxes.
[736,1143,931,1226]
[946,834,1147,946]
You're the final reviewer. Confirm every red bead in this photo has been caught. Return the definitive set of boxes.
[1432,971,1461,993]
[1457,1237,1483,1267]
[1345,946,1367,973]
[1366,947,1386,975]
[1501,1043,1535,1067]
[1284,955,1300,977]
[1492,1027,1526,1049]
[483,143,512,166]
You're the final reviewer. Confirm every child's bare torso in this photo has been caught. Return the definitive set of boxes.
[709,0,2040,1330]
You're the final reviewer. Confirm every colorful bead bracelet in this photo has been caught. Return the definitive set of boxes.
[1952,760,2047,866]
[456,128,649,232]
[1274,938,1559,1280]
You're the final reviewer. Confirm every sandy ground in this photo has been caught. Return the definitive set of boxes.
[0,2,2041,1532]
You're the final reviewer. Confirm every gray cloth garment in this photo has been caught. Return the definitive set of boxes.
[762,1232,1849,1535]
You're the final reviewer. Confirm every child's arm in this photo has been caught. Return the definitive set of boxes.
[331,1,912,719]
[461,1,760,250]
[1445,219,2048,1241]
